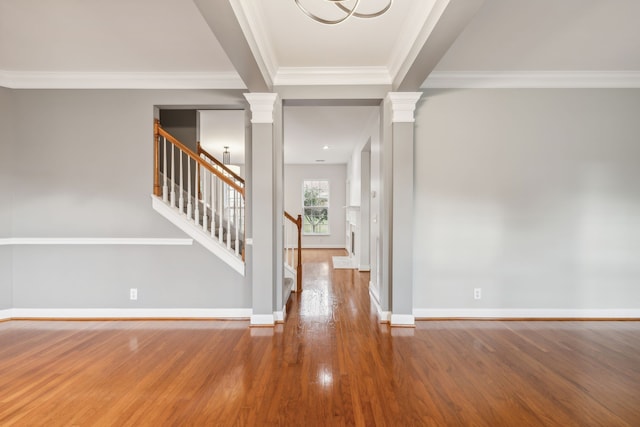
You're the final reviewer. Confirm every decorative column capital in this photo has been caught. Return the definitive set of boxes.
[244,93,279,124]
[386,92,422,123]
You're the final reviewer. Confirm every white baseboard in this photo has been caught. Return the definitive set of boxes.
[0,237,193,246]
[0,309,11,320]
[369,282,380,304]
[250,314,275,326]
[368,285,391,323]
[8,308,251,319]
[302,245,347,249]
[391,314,415,327]
[274,309,286,323]
[413,308,640,319]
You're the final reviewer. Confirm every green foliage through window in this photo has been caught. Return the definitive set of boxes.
[303,180,329,234]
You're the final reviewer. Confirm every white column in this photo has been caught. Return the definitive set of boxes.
[385,92,422,327]
[244,93,281,327]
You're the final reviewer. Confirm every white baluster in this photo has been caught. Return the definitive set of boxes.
[284,216,289,269]
[162,137,168,202]
[235,191,240,255]
[187,158,192,219]
[178,150,184,212]
[194,165,200,227]
[218,179,223,243]
[202,167,208,232]
[210,173,215,238]
[170,144,176,207]
[227,188,232,250]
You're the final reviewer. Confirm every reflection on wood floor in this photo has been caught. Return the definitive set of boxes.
[1,249,639,426]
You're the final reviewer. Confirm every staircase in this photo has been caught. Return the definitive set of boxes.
[152,120,245,274]
[151,120,303,294]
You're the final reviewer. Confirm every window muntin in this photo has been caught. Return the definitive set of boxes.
[303,180,329,235]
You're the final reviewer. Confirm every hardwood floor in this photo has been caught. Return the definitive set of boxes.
[1,248,639,426]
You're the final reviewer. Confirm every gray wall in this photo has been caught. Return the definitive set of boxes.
[0,87,14,309]
[159,109,198,152]
[414,89,640,310]
[284,164,347,249]
[6,89,250,310]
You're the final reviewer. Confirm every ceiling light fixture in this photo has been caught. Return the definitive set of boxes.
[323,145,329,150]
[295,0,393,25]
[223,146,230,165]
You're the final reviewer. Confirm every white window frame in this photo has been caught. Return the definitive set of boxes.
[302,179,330,236]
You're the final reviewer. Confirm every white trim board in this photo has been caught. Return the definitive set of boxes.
[302,245,347,249]
[6,308,252,319]
[369,285,391,323]
[422,71,640,89]
[151,195,244,275]
[413,308,640,319]
[0,238,193,246]
[250,314,275,326]
[274,67,391,86]
[0,309,11,321]
[0,70,246,89]
[391,314,415,327]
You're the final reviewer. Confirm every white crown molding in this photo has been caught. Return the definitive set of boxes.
[389,0,451,88]
[0,237,192,246]
[274,66,392,86]
[413,308,640,319]
[229,0,277,87]
[0,70,246,89]
[422,71,640,89]
[386,92,423,123]
[244,93,279,123]
[7,308,252,319]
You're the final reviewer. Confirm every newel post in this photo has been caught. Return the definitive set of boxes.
[296,214,303,293]
[153,119,161,197]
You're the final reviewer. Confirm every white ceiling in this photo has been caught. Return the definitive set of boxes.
[2,0,639,81]
[284,105,378,164]
[236,0,441,85]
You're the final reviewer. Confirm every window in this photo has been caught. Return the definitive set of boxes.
[303,180,329,235]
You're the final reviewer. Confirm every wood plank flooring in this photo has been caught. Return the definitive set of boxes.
[1,249,639,426]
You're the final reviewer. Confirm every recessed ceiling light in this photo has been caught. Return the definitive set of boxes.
[315,159,325,162]
[322,145,329,150]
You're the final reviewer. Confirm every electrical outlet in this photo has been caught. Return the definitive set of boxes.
[130,288,138,301]
[474,288,482,300]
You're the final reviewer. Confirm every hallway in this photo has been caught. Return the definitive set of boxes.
[0,249,639,426]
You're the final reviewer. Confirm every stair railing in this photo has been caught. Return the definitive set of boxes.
[284,211,303,292]
[154,119,245,260]
[197,142,244,188]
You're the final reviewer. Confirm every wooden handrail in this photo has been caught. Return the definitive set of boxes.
[197,142,245,185]
[154,120,244,196]
[284,211,303,293]
[284,211,298,224]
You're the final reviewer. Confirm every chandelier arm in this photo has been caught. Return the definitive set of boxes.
[295,0,360,25]
[334,0,393,19]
